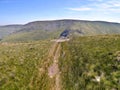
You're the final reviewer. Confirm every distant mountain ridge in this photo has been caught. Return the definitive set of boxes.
[0,25,23,39]
[1,19,120,42]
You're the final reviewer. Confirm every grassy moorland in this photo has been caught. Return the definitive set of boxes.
[0,35,120,90]
[0,41,53,90]
[59,35,120,90]
[2,30,62,42]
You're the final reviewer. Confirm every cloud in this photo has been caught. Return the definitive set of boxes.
[93,0,120,13]
[68,7,92,11]
[67,0,120,13]
[97,1,120,8]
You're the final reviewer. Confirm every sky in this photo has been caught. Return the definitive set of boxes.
[0,0,120,25]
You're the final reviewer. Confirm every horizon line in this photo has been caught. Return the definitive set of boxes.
[1,19,120,26]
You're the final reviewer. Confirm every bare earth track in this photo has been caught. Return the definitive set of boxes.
[48,42,61,90]
[48,39,69,90]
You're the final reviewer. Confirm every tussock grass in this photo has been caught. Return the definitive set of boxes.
[59,35,120,90]
[0,40,52,90]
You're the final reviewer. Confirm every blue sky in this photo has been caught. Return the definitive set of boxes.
[0,0,120,25]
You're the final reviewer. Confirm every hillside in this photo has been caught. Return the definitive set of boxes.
[59,35,120,90]
[1,20,120,42]
[0,35,120,90]
[0,25,23,39]
[0,40,53,90]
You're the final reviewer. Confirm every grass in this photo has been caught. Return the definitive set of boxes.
[2,30,63,42]
[59,35,120,90]
[0,40,52,90]
[0,34,120,90]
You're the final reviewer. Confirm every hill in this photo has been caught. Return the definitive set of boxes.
[0,25,23,39]
[0,35,120,89]
[1,20,120,42]
[0,40,53,90]
[59,35,120,90]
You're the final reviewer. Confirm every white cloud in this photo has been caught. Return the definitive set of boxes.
[100,1,120,8]
[68,7,92,11]
[66,0,120,23]
[68,0,120,13]
[93,0,120,13]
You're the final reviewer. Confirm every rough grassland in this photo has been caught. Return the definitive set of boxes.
[0,41,52,90]
[0,35,120,90]
[59,35,120,90]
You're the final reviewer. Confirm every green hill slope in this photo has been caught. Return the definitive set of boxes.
[0,35,120,89]
[59,35,120,90]
[0,40,53,90]
[0,25,23,39]
[2,20,120,42]
[2,30,61,42]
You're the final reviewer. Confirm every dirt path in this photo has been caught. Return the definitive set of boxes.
[48,39,69,90]
[28,39,69,89]
[48,42,61,90]
[29,41,62,90]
